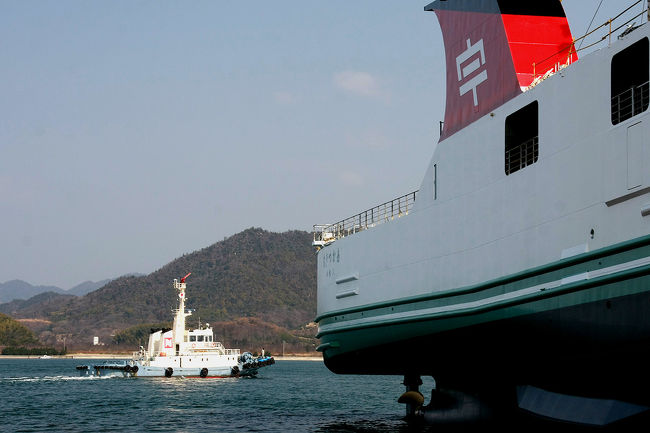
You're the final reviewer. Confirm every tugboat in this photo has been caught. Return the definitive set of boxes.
[77,273,274,378]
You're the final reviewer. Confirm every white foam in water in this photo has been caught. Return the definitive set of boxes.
[1,374,115,383]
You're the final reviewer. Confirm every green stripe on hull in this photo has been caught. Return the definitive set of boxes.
[317,234,650,357]
[319,271,650,359]
[316,233,650,324]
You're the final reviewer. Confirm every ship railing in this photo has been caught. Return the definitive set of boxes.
[224,349,240,355]
[505,136,539,175]
[530,0,649,86]
[132,348,147,361]
[313,190,418,247]
[612,81,650,124]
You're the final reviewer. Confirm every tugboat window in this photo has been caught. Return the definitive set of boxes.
[189,335,196,342]
[611,37,649,125]
[505,101,539,175]
[198,335,204,342]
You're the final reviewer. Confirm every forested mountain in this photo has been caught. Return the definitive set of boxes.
[5,228,317,354]
[0,291,76,318]
[0,313,39,347]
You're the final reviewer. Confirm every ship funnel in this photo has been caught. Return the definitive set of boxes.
[425,0,577,140]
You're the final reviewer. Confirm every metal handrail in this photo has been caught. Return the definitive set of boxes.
[531,1,648,83]
[612,81,650,124]
[313,190,418,246]
[505,136,539,175]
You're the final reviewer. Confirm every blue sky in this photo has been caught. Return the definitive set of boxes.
[0,1,638,288]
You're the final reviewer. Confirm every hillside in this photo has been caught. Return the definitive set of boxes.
[7,228,317,353]
[0,291,76,318]
[0,313,39,347]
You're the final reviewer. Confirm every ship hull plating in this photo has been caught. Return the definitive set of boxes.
[322,280,650,407]
[319,235,650,406]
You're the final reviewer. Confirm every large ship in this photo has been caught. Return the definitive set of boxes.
[313,0,650,426]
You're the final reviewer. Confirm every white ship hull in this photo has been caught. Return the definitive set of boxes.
[314,1,650,422]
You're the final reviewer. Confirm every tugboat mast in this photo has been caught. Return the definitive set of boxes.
[172,272,192,352]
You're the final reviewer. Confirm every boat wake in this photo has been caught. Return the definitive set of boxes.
[1,374,116,383]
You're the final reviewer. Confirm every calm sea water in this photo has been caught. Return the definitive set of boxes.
[1,358,644,432]
[0,358,434,433]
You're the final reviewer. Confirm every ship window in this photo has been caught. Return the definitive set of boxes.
[197,335,204,342]
[505,101,539,175]
[612,37,649,125]
[189,335,196,342]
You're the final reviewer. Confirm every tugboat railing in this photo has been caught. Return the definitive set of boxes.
[313,190,418,247]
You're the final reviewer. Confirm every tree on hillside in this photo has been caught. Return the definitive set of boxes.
[0,313,40,346]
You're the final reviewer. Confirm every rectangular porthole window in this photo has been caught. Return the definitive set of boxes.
[612,37,649,125]
[505,101,539,175]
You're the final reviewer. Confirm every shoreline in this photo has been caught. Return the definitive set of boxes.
[0,354,323,361]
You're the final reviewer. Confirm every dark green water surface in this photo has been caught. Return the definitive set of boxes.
[2,358,646,432]
[0,358,427,432]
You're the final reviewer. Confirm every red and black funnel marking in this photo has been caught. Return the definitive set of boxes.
[425,0,577,141]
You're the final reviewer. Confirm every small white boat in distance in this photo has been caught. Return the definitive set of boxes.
[77,273,274,378]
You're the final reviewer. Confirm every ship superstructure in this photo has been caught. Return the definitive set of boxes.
[314,0,650,426]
